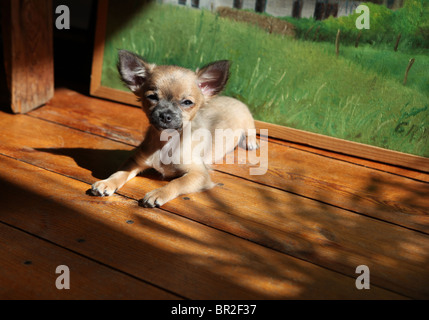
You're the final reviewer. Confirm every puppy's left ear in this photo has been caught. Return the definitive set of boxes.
[197,60,230,97]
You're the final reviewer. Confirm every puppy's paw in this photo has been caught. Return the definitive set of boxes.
[91,180,117,197]
[139,188,170,208]
[245,134,259,150]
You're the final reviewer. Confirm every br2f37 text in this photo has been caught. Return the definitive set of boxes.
[216,305,256,315]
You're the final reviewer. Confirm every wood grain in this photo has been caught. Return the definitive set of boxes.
[0,223,178,299]
[271,138,429,183]
[1,110,427,298]
[0,154,402,299]
[1,0,54,113]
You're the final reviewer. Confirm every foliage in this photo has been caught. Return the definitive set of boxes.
[282,0,429,50]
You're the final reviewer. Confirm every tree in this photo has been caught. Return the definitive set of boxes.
[314,0,338,20]
[233,0,243,9]
[255,0,267,13]
[292,0,304,18]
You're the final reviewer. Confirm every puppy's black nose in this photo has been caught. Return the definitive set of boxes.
[159,112,172,123]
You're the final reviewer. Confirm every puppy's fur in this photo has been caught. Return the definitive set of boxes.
[91,50,258,207]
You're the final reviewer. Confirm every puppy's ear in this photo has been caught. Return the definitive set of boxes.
[117,50,154,94]
[196,60,230,97]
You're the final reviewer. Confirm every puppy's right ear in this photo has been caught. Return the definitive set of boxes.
[117,50,154,94]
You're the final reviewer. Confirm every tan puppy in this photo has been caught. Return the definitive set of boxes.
[91,50,258,207]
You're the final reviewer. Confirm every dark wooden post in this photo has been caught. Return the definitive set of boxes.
[314,0,325,20]
[292,0,304,18]
[255,0,267,13]
[335,29,341,57]
[1,0,54,114]
[403,58,415,85]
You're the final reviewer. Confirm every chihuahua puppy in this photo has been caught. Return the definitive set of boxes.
[91,50,258,207]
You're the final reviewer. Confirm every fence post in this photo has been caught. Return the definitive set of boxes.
[335,29,340,57]
[403,58,415,85]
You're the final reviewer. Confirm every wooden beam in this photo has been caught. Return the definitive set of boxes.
[1,0,54,113]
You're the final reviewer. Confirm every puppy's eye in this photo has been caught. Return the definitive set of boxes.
[146,93,159,102]
[182,100,194,107]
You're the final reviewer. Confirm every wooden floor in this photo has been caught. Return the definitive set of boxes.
[1,87,428,299]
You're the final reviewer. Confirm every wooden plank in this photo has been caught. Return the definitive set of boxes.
[29,89,429,233]
[0,155,403,299]
[31,88,146,145]
[254,120,429,173]
[273,139,429,184]
[0,223,179,299]
[1,0,54,113]
[0,112,427,298]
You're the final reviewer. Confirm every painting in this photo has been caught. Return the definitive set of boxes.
[91,0,429,171]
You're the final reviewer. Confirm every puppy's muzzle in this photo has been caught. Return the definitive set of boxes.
[150,107,182,130]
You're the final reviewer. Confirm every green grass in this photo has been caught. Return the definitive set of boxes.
[101,3,429,157]
[282,0,429,50]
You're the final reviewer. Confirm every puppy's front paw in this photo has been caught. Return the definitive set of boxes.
[91,180,117,197]
[139,188,170,208]
[239,134,259,151]
[246,134,259,150]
